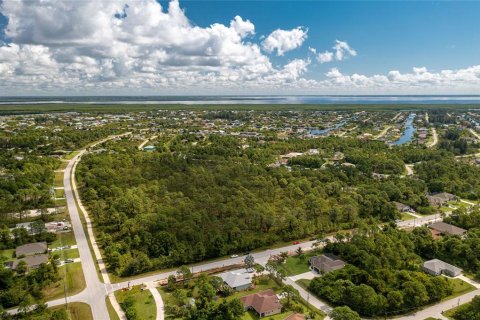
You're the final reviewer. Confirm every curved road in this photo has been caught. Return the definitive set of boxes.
[9,132,477,320]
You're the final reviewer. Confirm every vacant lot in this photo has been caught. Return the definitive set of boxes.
[115,286,156,320]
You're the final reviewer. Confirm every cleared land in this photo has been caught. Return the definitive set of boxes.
[50,302,93,320]
[115,286,156,320]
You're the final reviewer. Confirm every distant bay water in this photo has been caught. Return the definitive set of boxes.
[1,95,480,105]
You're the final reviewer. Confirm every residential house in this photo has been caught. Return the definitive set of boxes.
[15,222,43,235]
[11,254,49,270]
[429,221,467,238]
[309,254,345,274]
[16,242,48,257]
[423,259,462,277]
[427,192,458,207]
[240,289,282,318]
[393,201,414,213]
[218,270,253,291]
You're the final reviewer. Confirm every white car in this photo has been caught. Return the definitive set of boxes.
[230,254,239,258]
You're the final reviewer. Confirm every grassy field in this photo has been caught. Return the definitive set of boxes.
[444,278,475,301]
[106,296,121,320]
[61,248,80,259]
[115,286,156,320]
[50,303,93,320]
[295,279,312,290]
[242,310,294,320]
[276,251,321,276]
[64,151,80,160]
[0,249,15,261]
[57,161,70,171]
[54,198,67,206]
[401,212,416,221]
[43,263,86,300]
[55,188,65,198]
[50,231,77,248]
[54,171,64,188]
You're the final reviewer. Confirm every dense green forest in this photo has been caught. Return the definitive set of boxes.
[0,152,58,217]
[75,134,465,276]
[309,225,455,316]
[0,260,59,310]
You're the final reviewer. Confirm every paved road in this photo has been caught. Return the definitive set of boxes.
[375,125,392,139]
[8,132,478,319]
[63,149,110,319]
[138,135,158,150]
[405,164,414,176]
[146,282,164,320]
[395,288,480,320]
[470,128,480,141]
[427,127,438,148]
[285,276,332,320]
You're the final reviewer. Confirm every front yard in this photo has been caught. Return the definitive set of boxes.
[115,285,156,320]
[43,262,86,300]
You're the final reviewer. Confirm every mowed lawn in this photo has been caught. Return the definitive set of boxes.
[106,296,121,320]
[54,171,65,188]
[55,188,65,198]
[277,251,321,276]
[0,249,15,262]
[50,231,76,248]
[50,303,92,320]
[43,263,85,300]
[115,286,156,320]
[242,310,294,320]
[444,278,475,300]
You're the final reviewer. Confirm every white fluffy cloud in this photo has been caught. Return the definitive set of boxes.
[0,0,479,94]
[321,66,480,93]
[262,27,308,56]
[312,40,357,64]
[0,0,311,93]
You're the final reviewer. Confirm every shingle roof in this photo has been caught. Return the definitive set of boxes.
[423,259,462,275]
[429,222,467,236]
[15,242,47,257]
[12,254,49,269]
[219,270,252,289]
[310,254,345,273]
[240,289,282,314]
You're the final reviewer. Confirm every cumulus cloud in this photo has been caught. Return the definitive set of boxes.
[262,27,308,56]
[0,0,313,93]
[321,66,480,92]
[0,0,479,94]
[312,40,356,64]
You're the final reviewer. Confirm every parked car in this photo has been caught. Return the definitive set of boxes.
[292,241,300,245]
[230,254,239,258]
[64,259,74,264]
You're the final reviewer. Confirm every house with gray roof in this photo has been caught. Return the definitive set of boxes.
[393,201,414,213]
[219,270,253,291]
[11,254,49,270]
[429,221,467,237]
[423,259,462,277]
[16,242,47,257]
[427,192,458,207]
[309,254,345,274]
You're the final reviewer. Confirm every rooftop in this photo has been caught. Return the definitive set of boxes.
[429,221,467,236]
[240,289,282,315]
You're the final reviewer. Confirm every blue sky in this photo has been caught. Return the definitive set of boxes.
[179,1,480,75]
[0,0,479,95]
